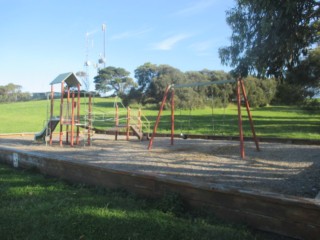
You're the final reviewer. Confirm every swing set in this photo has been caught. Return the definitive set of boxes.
[178,87,230,138]
[147,78,260,159]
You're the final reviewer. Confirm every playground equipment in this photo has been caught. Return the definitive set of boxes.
[35,72,86,146]
[119,105,150,140]
[34,117,60,141]
[87,99,150,141]
[35,73,150,146]
[148,77,260,159]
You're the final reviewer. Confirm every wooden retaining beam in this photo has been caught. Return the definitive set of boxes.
[70,129,320,146]
[0,146,319,240]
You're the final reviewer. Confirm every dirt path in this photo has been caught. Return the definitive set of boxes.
[0,134,319,198]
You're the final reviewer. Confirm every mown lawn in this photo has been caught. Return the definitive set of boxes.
[0,98,319,139]
[0,163,263,240]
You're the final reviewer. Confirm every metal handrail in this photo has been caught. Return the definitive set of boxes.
[83,106,150,136]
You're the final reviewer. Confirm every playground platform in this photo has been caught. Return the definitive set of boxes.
[0,134,319,239]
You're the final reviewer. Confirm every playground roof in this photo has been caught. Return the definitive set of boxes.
[50,72,81,87]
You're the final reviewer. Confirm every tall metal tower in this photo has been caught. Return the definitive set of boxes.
[83,32,91,91]
[98,23,106,68]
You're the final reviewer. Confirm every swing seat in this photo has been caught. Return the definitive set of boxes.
[180,133,188,139]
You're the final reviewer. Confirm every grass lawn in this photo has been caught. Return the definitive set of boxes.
[0,97,319,139]
[0,163,263,240]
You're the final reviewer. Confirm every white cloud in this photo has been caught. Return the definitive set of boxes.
[191,41,212,51]
[189,40,213,55]
[190,36,228,56]
[175,0,217,16]
[111,28,152,40]
[151,34,190,50]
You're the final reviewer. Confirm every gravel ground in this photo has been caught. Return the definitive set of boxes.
[1,134,319,199]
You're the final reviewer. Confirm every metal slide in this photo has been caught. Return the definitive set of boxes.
[34,118,60,142]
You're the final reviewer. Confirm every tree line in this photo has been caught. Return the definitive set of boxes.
[3,42,319,107]
[93,63,278,108]
[93,46,320,109]
[0,84,31,103]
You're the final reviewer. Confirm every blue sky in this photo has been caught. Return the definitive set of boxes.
[0,0,235,92]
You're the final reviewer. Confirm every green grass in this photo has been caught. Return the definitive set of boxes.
[0,101,47,133]
[250,106,320,139]
[0,163,261,240]
[0,98,319,139]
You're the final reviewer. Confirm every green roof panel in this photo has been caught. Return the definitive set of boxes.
[50,72,81,87]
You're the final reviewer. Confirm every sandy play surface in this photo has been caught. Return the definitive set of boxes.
[0,134,319,198]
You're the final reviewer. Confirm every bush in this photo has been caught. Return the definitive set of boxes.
[244,77,277,107]
[121,87,143,107]
[272,83,305,105]
[302,99,320,111]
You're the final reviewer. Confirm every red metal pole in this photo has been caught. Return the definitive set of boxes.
[49,85,54,145]
[66,87,70,144]
[66,87,72,143]
[115,103,119,140]
[236,78,245,159]
[77,84,80,122]
[171,89,175,145]
[59,82,64,146]
[88,94,92,146]
[148,85,171,150]
[71,92,75,147]
[126,107,131,141]
[138,108,142,131]
[138,108,142,141]
[239,78,260,151]
[76,84,80,145]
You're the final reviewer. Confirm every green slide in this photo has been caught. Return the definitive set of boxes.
[34,118,60,142]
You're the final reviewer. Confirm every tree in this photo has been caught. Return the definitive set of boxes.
[94,66,136,95]
[287,46,320,98]
[243,76,277,107]
[219,0,320,79]
[198,70,234,106]
[199,69,232,81]
[134,64,204,109]
[0,83,31,102]
[150,64,187,105]
[121,87,143,106]
[131,64,237,109]
[184,71,209,96]
[134,62,158,92]
[274,46,320,105]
